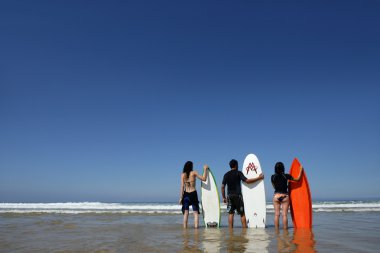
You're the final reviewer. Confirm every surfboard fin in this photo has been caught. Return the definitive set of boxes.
[207,222,218,228]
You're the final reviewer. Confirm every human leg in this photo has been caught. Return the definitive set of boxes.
[191,200,200,228]
[240,214,247,228]
[183,210,189,228]
[182,196,191,228]
[226,195,236,228]
[281,196,290,229]
[194,211,199,228]
[273,195,281,228]
[228,213,234,228]
[236,195,247,228]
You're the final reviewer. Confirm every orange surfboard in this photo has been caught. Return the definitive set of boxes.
[289,158,312,228]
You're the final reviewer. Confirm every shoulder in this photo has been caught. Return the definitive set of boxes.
[283,174,294,180]
[239,170,247,179]
[222,171,231,180]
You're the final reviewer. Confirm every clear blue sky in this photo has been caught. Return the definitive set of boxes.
[1,1,379,202]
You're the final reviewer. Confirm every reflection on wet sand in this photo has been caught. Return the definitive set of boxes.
[180,227,272,253]
[276,229,296,253]
[241,228,270,253]
[202,228,222,253]
[180,227,315,253]
[223,228,270,253]
[292,229,316,253]
[181,228,202,253]
[275,228,316,253]
[225,228,249,253]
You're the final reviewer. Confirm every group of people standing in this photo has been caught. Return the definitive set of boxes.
[179,159,303,229]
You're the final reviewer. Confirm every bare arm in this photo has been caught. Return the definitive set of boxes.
[221,184,226,203]
[291,166,303,182]
[245,173,264,184]
[195,165,209,181]
[179,173,185,204]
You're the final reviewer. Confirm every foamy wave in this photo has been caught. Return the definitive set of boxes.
[311,201,380,212]
[0,201,379,214]
[0,202,182,214]
[0,209,182,215]
[0,202,180,210]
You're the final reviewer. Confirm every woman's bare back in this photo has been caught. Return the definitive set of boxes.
[183,171,197,193]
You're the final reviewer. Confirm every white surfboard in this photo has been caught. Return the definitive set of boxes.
[201,168,221,228]
[241,154,266,228]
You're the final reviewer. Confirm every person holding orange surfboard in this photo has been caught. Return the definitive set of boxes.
[271,162,303,229]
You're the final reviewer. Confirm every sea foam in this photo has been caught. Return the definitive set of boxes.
[1,201,379,214]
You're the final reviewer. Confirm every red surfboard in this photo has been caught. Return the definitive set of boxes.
[289,158,312,228]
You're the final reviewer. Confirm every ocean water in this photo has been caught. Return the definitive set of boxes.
[0,201,379,252]
[1,200,379,214]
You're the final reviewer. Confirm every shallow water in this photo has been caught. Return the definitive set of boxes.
[1,211,379,252]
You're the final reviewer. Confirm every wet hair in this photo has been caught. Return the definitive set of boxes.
[229,159,238,169]
[183,161,193,178]
[275,162,285,174]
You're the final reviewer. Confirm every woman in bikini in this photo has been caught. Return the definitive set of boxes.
[271,162,303,229]
[179,161,208,228]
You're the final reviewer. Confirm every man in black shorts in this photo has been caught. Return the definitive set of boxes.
[221,159,264,228]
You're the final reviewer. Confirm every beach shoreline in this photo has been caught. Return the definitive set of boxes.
[1,203,379,253]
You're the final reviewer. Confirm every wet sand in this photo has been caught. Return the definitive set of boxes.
[0,212,379,252]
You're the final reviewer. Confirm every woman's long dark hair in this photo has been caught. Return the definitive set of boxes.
[275,162,285,174]
[183,161,193,178]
